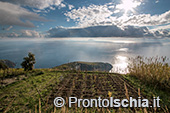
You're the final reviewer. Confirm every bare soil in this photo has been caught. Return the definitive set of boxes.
[48,73,155,112]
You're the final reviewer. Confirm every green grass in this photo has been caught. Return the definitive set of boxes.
[0,69,64,112]
[0,68,25,78]
[0,65,170,112]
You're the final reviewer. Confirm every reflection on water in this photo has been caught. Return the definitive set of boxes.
[118,48,129,52]
[111,55,129,74]
[0,37,170,74]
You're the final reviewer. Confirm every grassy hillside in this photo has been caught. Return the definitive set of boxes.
[0,69,63,112]
[0,68,169,113]
[0,57,170,113]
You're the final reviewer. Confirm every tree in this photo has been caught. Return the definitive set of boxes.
[21,52,36,71]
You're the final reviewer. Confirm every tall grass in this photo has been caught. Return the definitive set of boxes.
[128,56,170,90]
[0,68,25,86]
[0,68,25,78]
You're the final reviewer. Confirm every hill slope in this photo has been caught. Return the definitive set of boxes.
[0,60,16,69]
[55,61,113,72]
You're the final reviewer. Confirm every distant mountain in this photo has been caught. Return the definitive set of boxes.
[47,25,154,37]
[0,60,16,69]
[55,61,113,72]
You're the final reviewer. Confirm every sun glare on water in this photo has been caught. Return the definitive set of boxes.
[111,55,129,74]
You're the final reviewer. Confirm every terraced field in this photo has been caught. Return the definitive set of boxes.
[49,73,139,101]
[47,73,158,112]
[0,70,168,113]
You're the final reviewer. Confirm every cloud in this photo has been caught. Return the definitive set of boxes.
[2,26,13,31]
[6,26,13,31]
[0,30,43,38]
[20,30,43,38]
[1,25,169,38]
[153,29,170,37]
[0,0,64,10]
[151,24,170,31]
[120,10,170,26]
[155,0,159,3]
[65,3,115,27]
[0,32,19,38]
[0,1,47,27]
[47,25,154,37]
[68,4,74,10]
[65,3,170,28]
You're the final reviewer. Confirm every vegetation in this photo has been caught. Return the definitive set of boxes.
[123,75,170,111]
[55,61,113,72]
[128,56,170,91]
[0,56,170,112]
[21,52,36,71]
[0,68,169,112]
[0,69,62,112]
[126,56,170,112]
[0,68,24,85]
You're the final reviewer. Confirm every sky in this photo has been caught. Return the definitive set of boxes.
[0,0,170,38]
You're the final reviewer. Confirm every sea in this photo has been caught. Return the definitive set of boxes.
[0,37,170,73]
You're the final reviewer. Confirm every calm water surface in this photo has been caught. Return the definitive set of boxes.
[0,37,170,73]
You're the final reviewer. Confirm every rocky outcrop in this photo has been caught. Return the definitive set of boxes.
[55,61,113,72]
[0,60,16,69]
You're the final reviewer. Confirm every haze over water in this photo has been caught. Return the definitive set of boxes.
[0,37,170,73]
